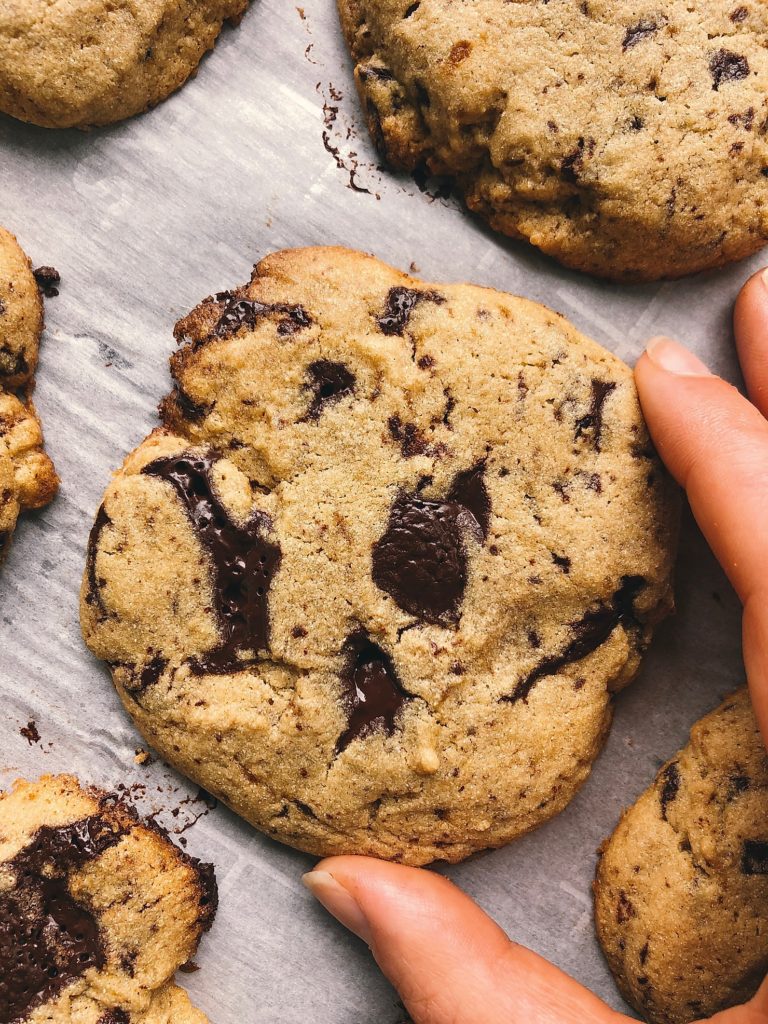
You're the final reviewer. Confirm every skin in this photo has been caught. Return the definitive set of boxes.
[302,268,768,1024]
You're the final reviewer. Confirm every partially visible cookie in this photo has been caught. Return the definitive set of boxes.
[338,0,768,281]
[0,0,249,130]
[594,688,768,1024]
[81,245,678,866]
[0,774,216,1023]
[0,227,58,564]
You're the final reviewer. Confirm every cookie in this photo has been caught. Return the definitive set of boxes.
[0,0,249,130]
[0,227,58,565]
[0,774,215,1023]
[594,688,768,1024]
[80,246,679,865]
[338,0,768,281]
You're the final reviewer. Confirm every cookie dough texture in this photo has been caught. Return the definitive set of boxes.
[0,774,215,1023]
[595,688,768,1024]
[0,227,58,566]
[81,246,679,865]
[338,0,768,280]
[0,0,249,129]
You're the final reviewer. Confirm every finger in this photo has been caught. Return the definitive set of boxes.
[304,857,626,1024]
[734,269,768,419]
[634,338,768,742]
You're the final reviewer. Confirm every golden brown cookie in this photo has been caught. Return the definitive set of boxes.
[0,0,249,129]
[81,246,678,865]
[595,688,768,1024]
[0,227,58,565]
[0,774,215,1023]
[338,0,768,280]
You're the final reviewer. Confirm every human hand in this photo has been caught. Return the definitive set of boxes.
[302,270,768,1024]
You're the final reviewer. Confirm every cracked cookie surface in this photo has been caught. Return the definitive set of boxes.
[0,774,215,1024]
[0,0,249,129]
[595,688,768,1024]
[338,0,768,280]
[81,246,679,865]
[0,227,58,567]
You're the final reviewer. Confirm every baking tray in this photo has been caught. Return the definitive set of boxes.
[0,0,758,1019]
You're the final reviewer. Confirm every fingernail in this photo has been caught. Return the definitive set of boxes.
[761,267,768,291]
[303,870,373,945]
[645,336,712,377]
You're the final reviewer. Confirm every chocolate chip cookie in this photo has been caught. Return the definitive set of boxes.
[595,688,768,1024]
[338,0,768,281]
[0,0,249,129]
[80,246,679,865]
[0,774,215,1023]
[0,227,58,566]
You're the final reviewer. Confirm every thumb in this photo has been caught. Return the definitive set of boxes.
[303,857,624,1024]
[634,336,768,742]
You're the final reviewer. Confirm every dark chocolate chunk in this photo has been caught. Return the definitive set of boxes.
[447,462,490,539]
[211,297,311,342]
[98,1012,130,1024]
[138,655,167,691]
[387,415,432,458]
[0,816,125,1022]
[710,49,750,90]
[377,287,445,336]
[575,380,617,450]
[336,631,410,751]
[623,20,658,50]
[142,453,281,673]
[85,504,112,614]
[742,839,768,874]
[167,384,211,423]
[504,575,645,703]
[372,494,468,624]
[659,761,680,820]
[304,360,355,419]
[617,891,636,923]
[32,266,60,298]
[552,552,571,573]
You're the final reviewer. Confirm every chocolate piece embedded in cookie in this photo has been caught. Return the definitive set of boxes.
[81,246,679,866]
[595,688,768,1024]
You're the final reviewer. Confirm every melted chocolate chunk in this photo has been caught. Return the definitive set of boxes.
[169,384,210,423]
[377,287,445,336]
[0,816,125,1023]
[32,266,60,298]
[561,138,586,182]
[98,1012,130,1024]
[142,454,281,673]
[387,415,431,458]
[623,20,658,50]
[575,380,617,450]
[304,360,355,419]
[710,49,750,90]
[138,655,167,691]
[659,761,680,820]
[742,839,768,875]
[447,463,490,539]
[373,495,470,624]
[85,505,112,614]
[504,576,645,703]
[336,631,409,751]
[212,297,311,342]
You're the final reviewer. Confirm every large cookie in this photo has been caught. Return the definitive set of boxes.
[0,227,58,565]
[338,0,768,281]
[594,688,768,1024]
[81,246,678,865]
[0,774,215,1023]
[0,0,248,129]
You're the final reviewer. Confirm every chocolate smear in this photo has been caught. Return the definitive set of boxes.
[336,631,410,751]
[377,287,445,336]
[142,453,281,673]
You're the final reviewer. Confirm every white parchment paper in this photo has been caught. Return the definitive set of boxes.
[0,1,758,1019]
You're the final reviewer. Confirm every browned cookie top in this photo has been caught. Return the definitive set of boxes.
[338,0,768,280]
[81,246,679,865]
